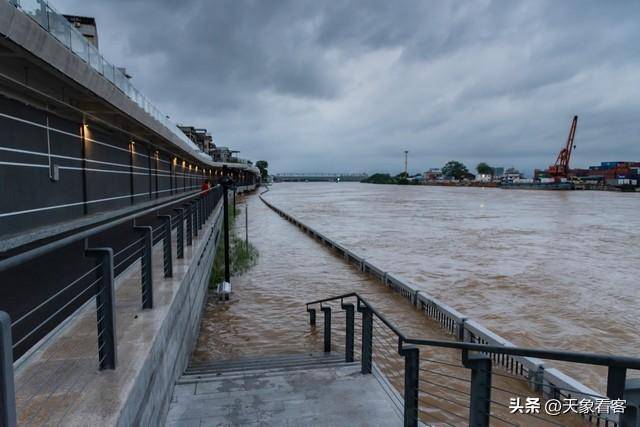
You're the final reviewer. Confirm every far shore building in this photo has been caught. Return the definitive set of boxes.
[475,173,492,183]
[423,168,443,181]
[503,168,523,182]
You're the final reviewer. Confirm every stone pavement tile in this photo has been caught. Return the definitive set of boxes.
[194,376,247,395]
[165,418,202,427]
[172,383,197,400]
[194,376,294,398]
[167,399,286,424]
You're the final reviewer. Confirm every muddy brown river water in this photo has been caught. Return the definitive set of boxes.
[194,183,639,426]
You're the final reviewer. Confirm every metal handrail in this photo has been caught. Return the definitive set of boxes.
[307,292,640,427]
[0,188,209,272]
[307,292,640,369]
[0,183,234,427]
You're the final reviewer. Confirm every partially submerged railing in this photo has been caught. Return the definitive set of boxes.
[0,183,236,426]
[306,293,640,427]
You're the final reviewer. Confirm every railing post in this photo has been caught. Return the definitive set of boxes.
[192,200,198,237]
[401,346,419,427]
[84,247,117,370]
[307,308,316,327]
[158,215,173,278]
[184,203,193,246]
[134,225,153,309]
[360,306,373,374]
[201,196,206,224]
[607,366,627,400]
[197,198,203,230]
[222,173,231,283]
[458,318,469,364]
[342,302,355,362]
[464,355,492,427]
[0,311,17,427]
[622,379,640,427]
[173,208,184,258]
[321,306,331,353]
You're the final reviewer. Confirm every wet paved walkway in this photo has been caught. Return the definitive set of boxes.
[13,205,221,426]
[167,353,402,426]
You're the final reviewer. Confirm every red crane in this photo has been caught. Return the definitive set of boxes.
[547,115,578,181]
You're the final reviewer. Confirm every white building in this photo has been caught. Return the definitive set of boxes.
[502,168,523,182]
[424,168,443,181]
[475,173,492,183]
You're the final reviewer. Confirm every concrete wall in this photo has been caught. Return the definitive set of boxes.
[0,95,213,244]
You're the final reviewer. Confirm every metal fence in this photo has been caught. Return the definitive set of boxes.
[0,183,235,426]
[307,293,640,427]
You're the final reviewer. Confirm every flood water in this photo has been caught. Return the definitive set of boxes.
[194,183,639,426]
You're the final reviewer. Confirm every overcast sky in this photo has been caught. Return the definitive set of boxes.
[55,0,639,175]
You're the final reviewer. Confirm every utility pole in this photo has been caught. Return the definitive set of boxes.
[404,150,409,176]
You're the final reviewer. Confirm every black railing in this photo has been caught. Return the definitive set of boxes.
[0,182,243,426]
[306,292,640,427]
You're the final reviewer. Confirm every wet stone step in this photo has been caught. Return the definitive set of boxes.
[186,352,346,372]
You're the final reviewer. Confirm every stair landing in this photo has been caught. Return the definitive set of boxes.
[166,352,402,426]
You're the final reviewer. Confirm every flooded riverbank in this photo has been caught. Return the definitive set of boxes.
[192,188,614,425]
[262,182,640,391]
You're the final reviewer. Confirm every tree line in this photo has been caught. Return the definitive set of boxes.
[441,161,495,180]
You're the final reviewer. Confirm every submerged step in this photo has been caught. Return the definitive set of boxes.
[186,352,345,371]
[184,359,345,376]
[179,362,361,385]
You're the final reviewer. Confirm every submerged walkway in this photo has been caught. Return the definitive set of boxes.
[193,192,450,362]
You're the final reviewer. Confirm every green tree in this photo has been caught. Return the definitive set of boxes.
[255,160,269,180]
[442,161,469,180]
[476,162,493,176]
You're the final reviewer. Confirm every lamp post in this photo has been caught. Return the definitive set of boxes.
[221,166,234,283]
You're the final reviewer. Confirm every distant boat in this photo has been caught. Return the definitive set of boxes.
[501,182,574,190]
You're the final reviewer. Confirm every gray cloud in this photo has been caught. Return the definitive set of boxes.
[54,0,640,175]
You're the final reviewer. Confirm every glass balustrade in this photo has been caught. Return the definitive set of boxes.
[9,0,202,153]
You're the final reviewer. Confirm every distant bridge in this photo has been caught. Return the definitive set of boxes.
[274,173,368,182]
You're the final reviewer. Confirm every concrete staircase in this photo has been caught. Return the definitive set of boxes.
[166,352,403,426]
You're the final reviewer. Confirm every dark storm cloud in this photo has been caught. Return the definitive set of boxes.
[54,0,640,174]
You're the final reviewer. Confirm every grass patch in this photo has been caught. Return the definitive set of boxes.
[209,205,258,288]
[231,236,259,274]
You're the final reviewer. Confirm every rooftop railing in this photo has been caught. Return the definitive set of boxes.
[7,0,204,157]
